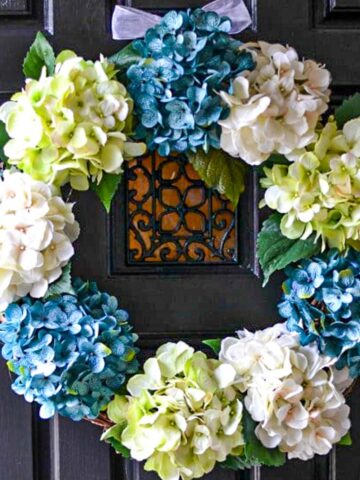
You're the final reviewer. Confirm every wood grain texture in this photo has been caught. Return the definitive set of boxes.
[314,0,360,27]
[0,361,34,480]
[54,418,111,480]
[330,0,360,9]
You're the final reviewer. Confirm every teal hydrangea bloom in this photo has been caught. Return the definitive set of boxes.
[126,8,255,155]
[278,248,360,377]
[337,344,360,378]
[0,279,139,421]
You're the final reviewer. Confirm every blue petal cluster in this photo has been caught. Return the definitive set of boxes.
[278,248,360,377]
[126,9,255,155]
[0,278,139,421]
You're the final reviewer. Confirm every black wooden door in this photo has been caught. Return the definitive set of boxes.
[0,1,359,479]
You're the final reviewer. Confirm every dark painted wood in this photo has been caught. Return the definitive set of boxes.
[0,1,359,479]
[0,0,30,14]
[0,361,34,480]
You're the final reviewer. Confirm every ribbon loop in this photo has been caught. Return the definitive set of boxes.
[112,0,252,41]
[112,6,161,41]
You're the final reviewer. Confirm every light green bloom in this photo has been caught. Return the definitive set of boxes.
[261,118,360,251]
[102,341,244,480]
[0,51,146,190]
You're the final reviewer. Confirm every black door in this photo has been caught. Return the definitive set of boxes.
[0,1,359,479]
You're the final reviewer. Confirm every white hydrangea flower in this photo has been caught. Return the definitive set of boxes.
[218,323,351,461]
[216,323,298,391]
[218,41,331,165]
[0,170,79,309]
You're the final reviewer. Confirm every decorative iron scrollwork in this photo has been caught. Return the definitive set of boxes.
[126,153,238,264]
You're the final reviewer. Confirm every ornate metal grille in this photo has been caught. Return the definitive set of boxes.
[126,153,238,264]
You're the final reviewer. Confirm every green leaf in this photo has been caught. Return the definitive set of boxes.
[220,454,260,471]
[257,213,321,286]
[335,93,360,128]
[243,409,286,467]
[101,423,130,457]
[338,431,352,446]
[44,263,75,299]
[109,42,143,72]
[0,121,9,165]
[108,437,131,457]
[91,173,122,213]
[202,339,221,355]
[222,411,285,470]
[187,149,245,207]
[23,31,55,79]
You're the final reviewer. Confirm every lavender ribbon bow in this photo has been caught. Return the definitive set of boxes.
[111,0,252,41]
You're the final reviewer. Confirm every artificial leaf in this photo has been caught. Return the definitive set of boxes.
[338,432,352,446]
[101,423,130,458]
[257,213,321,286]
[109,42,143,72]
[220,454,260,470]
[202,339,221,355]
[91,173,122,213]
[108,437,131,457]
[44,263,75,299]
[23,31,55,79]
[243,409,286,467]
[335,93,360,128]
[0,121,9,165]
[187,149,245,207]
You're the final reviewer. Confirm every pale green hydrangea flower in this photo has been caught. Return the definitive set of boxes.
[261,118,360,250]
[102,341,244,480]
[0,50,146,190]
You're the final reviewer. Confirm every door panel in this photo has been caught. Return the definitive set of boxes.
[0,361,34,480]
[0,1,359,479]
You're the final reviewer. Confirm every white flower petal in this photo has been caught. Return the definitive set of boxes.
[214,363,237,389]
[0,171,77,308]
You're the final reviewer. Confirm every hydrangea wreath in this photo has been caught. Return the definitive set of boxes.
[0,6,359,480]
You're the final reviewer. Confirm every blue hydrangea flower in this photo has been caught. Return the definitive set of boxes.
[279,248,360,377]
[0,279,139,421]
[126,8,255,155]
[337,344,360,378]
[283,261,324,299]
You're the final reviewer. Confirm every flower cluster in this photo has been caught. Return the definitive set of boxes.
[0,278,139,421]
[0,11,359,478]
[279,248,360,377]
[102,342,244,480]
[126,9,255,156]
[260,119,360,250]
[0,170,79,309]
[0,51,146,191]
[218,323,351,460]
[219,41,331,165]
